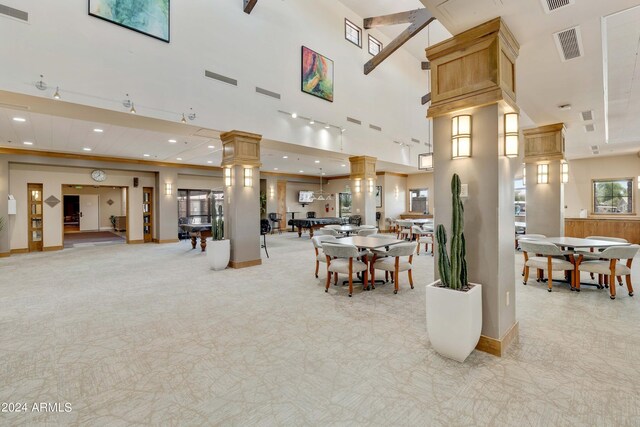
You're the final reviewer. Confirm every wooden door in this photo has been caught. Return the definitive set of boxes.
[28,183,43,252]
[79,194,100,231]
[143,187,153,243]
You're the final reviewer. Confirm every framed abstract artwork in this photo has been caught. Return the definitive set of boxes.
[89,0,170,43]
[376,186,382,208]
[301,46,334,102]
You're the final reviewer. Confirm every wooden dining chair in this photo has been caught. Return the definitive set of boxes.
[357,228,378,237]
[322,243,368,297]
[396,220,413,240]
[314,228,339,237]
[411,225,434,256]
[520,240,575,292]
[372,242,417,294]
[575,236,628,285]
[311,235,337,278]
[577,245,639,299]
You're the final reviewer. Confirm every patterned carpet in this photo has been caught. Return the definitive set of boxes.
[1,234,639,425]
[63,231,125,248]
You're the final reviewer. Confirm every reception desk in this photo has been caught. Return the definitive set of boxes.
[564,218,640,244]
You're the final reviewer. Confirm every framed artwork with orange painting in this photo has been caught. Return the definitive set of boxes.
[301,46,334,102]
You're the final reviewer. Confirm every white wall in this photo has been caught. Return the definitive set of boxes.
[9,164,154,249]
[564,154,640,218]
[382,174,408,224]
[177,174,222,191]
[0,0,428,167]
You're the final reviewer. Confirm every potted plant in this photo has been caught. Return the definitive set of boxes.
[426,173,482,362]
[109,215,116,231]
[207,205,230,271]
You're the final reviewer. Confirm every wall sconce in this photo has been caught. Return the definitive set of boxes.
[368,179,374,194]
[394,186,399,200]
[418,152,433,170]
[522,163,526,187]
[561,161,568,183]
[504,113,519,158]
[244,167,253,187]
[224,167,232,187]
[537,164,549,184]
[164,182,172,196]
[354,179,361,193]
[270,186,275,199]
[451,115,472,158]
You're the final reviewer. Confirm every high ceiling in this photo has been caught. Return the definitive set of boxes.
[420,0,640,159]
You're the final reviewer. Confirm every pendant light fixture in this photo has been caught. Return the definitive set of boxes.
[53,86,61,100]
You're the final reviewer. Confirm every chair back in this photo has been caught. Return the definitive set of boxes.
[307,211,316,218]
[268,212,280,221]
[360,225,376,229]
[325,224,342,230]
[315,228,339,236]
[385,242,417,257]
[411,225,425,234]
[397,220,412,229]
[370,233,397,240]
[349,215,362,226]
[596,244,639,260]
[312,235,337,249]
[322,243,359,259]
[518,234,546,241]
[358,228,378,236]
[519,240,565,257]
[586,236,628,243]
[260,219,271,235]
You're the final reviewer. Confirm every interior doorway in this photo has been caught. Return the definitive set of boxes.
[62,185,128,248]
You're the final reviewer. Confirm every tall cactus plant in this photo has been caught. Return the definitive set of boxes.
[212,204,224,241]
[435,173,468,290]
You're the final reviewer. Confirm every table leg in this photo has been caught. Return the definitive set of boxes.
[290,213,296,232]
[191,234,197,249]
[200,236,207,252]
[297,226,303,238]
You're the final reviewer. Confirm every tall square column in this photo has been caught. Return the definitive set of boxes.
[220,130,262,268]
[349,156,377,226]
[427,18,520,356]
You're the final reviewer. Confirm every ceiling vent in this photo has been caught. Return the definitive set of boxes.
[346,117,361,125]
[585,124,595,132]
[369,124,382,132]
[581,110,594,121]
[0,3,28,22]
[411,138,421,144]
[590,145,599,151]
[255,87,280,100]
[553,26,583,62]
[541,0,574,14]
[204,70,238,86]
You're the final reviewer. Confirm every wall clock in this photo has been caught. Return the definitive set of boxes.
[91,169,107,182]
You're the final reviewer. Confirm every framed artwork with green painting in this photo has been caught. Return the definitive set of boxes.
[89,0,170,43]
[301,46,334,102]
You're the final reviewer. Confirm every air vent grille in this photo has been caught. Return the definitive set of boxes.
[346,117,361,125]
[554,26,583,61]
[411,138,420,144]
[541,0,574,13]
[369,124,382,131]
[590,145,599,151]
[0,4,28,21]
[581,110,593,121]
[255,87,280,99]
[585,124,595,132]
[204,70,238,86]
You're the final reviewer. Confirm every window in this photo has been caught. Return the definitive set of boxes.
[368,35,382,56]
[178,190,224,224]
[592,179,634,214]
[345,19,362,47]
[409,188,429,213]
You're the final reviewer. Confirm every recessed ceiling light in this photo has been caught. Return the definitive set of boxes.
[299,170,304,173]
[314,160,320,163]
[207,160,213,164]
[283,155,288,159]
[176,157,182,161]
[93,128,104,133]
[207,145,214,149]
[83,147,92,151]
[13,117,26,122]
[291,113,297,119]
[325,125,330,129]
[309,119,315,125]
[23,141,33,145]
[143,154,150,157]
[274,167,279,171]
[341,164,346,167]
[168,139,177,143]
[321,172,326,176]
[341,128,346,133]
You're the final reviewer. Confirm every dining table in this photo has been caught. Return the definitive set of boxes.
[335,225,361,236]
[331,235,406,289]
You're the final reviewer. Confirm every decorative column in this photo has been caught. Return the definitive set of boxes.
[523,124,565,237]
[349,156,377,226]
[220,130,262,268]
[0,156,9,257]
[427,18,520,357]
[156,168,179,243]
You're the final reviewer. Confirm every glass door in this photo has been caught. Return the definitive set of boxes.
[143,187,153,243]
[339,192,352,218]
[28,183,43,252]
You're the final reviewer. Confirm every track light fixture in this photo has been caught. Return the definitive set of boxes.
[53,86,61,100]
[181,108,196,123]
[122,94,136,113]
[35,74,47,91]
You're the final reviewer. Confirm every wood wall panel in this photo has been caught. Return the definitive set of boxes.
[565,218,640,244]
[277,180,287,231]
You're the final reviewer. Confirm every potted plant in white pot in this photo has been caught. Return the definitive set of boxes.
[207,205,230,270]
[426,173,482,362]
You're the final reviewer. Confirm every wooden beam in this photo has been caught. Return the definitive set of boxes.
[364,9,435,75]
[364,9,422,29]
[421,61,431,70]
[243,0,257,14]
[421,93,431,105]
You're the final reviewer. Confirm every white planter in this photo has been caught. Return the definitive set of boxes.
[426,281,482,362]
[207,239,230,271]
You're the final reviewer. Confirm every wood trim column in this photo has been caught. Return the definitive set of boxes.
[349,156,377,226]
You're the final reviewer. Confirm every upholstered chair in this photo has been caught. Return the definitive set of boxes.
[311,235,337,278]
[314,228,339,237]
[520,240,575,292]
[322,243,369,297]
[575,236,629,284]
[372,242,417,294]
[411,225,434,256]
[577,245,639,299]
[357,228,378,237]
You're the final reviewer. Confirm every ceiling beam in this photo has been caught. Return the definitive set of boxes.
[421,93,431,105]
[243,0,258,14]
[421,61,431,70]
[364,9,422,29]
[363,9,435,75]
